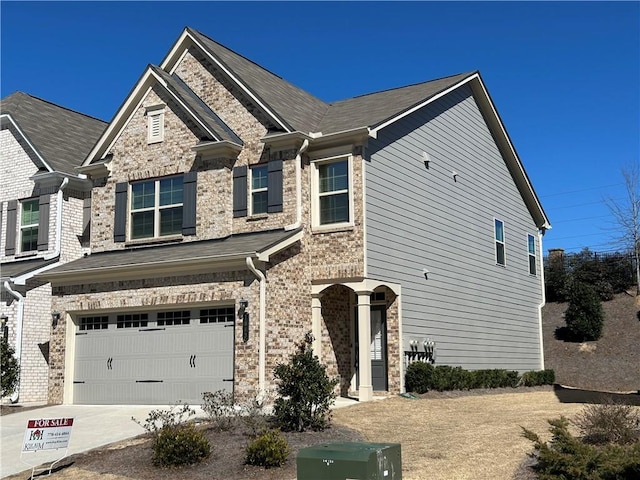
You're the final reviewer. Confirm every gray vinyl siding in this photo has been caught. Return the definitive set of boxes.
[365,84,543,372]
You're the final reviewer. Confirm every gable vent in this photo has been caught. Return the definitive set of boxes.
[146,107,165,144]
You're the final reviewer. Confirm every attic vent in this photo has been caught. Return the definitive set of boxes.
[146,106,165,144]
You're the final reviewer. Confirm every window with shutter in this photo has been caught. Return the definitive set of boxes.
[20,198,39,252]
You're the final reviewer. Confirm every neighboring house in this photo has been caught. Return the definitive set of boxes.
[0,92,107,403]
[41,27,550,406]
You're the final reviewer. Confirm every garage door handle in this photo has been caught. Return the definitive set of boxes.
[107,357,113,370]
[135,380,163,383]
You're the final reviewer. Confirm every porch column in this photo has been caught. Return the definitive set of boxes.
[311,294,322,360]
[356,290,373,401]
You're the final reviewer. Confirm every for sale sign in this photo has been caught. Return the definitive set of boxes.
[22,418,74,452]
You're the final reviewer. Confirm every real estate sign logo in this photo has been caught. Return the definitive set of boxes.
[22,418,74,452]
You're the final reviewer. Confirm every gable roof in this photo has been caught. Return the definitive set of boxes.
[0,92,107,174]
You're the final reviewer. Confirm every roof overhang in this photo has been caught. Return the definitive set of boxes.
[368,72,551,231]
[307,127,371,152]
[29,171,92,192]
[192,140,243,160]
[0,114,54,172]
[260,131,312,150]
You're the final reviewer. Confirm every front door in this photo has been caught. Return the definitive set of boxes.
[355,305,388,391]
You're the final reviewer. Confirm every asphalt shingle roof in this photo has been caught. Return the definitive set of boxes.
[1,257,59,281]
[1,92,107,174]
[43,228,300,277]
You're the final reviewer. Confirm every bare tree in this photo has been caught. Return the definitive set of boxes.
[605,162,640,294]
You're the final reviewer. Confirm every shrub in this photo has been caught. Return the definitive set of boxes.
[239,396,270,438]
[564,281,605,341]
[153,423,210,467]
[522,416,640,479]
[202,390,236,431]
[573,400,640,445]
[132,403,196,436]
[245,429,290,468]
[519,369,556,387]
[405,362,434,394]
[273,332,339,432]
[1,336,20,398]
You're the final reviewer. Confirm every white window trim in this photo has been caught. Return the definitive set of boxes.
[249,165,268,216]
[310,154,354,232]
[527,233,537,276]
[19,198,39,253]
[146,107,165,144]
[129,176,183,240]
[494,218,506,266]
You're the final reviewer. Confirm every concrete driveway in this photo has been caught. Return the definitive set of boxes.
[0,404,204,478]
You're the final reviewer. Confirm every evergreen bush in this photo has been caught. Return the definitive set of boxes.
[273,332,339,432]
[245,429,290,468]
[152,424,210,467]
[565,281,605,341]
[405,362,434,394]
[1,336,20,398]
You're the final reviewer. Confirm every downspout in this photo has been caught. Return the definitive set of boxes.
[44,177,69,260]
[246,257,267,398]
[284,139,309,231]
[4,281,25,403]
[537,230,546,371]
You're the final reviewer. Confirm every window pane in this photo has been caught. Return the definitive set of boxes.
[252,191,268,215]
[528,234,535,255]
[251,166,268,190]
[131,181,155,210]
[496,242,505,266]
[160,206,183,236]
[131,211,154,239]
[494,219,504,242]
[21,200,39,225]
[21,227,38,252]
[529,256,536,275]
[320,193,349,224]
[159,177,183,206]
[319,161,348,193]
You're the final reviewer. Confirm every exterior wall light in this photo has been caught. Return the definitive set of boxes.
[1,314,8,338]
[422,269,430,280]
[51,312,61,328]
[422,151,430,169]
[239,299,249,343]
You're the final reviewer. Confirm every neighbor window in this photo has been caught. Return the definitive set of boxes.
[528,234,536,275]
[494,219,505,266]
[312,155,353,228]
[130,176,183,239]
[20,199,39,252]
[250,165,268,215]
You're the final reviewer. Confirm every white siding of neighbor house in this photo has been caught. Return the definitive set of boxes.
[365,84,543,372]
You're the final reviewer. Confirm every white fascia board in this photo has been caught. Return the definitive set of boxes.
[471,76,551,230]
[148,69,221,142]
[162,30,292,134]
[0,114,54,172]
[368,73,478,138]
[257,229,303,262]
[13,260,62,286]
[83,69,157,166]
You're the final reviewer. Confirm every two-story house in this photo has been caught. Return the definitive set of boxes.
[1,92,106,403]
[42,27,550,405]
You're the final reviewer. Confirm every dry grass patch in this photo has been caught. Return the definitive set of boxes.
[332,391,584,480]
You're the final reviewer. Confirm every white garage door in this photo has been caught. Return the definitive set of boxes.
[73,307,234,405]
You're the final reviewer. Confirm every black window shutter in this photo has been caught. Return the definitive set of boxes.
[37,194,50,251]
[5,200,17,255]
[182,172,197,235]
[267,159,283,213]
[233,166,248,218]
[114,182,128,243]
[82,197,91,244]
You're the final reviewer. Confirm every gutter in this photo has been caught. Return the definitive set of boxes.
[4,281,25,403]
[245,257,267,399]
[537,230,546,370]
[45,177,69,260]
[285,139,309,231]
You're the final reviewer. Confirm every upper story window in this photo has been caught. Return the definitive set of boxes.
[114,172,197,244]
[20,198,39,252]
[130,176,184,239]
[528,234,537,275]
[146,105,165,144]
[311,155,353,230]
[494,218,505,266]
[250,165,268,215]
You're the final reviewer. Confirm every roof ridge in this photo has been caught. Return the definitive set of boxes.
[332,71,477,104]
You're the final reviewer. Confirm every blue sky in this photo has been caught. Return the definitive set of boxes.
[2,1,638,255]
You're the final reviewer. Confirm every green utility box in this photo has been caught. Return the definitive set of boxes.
[297,442,402,480]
